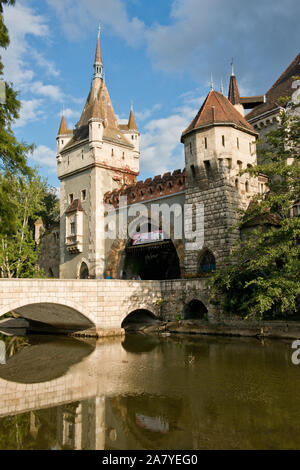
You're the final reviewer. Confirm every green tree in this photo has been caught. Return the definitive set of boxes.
[211,106,300,320]
[0,171,47,278]
[0,0,33,235]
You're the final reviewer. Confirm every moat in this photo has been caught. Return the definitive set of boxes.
[0,332,299,450]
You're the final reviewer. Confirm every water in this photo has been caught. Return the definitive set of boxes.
[0,332,299,450]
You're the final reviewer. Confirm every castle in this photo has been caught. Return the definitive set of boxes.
[36,32,300,280]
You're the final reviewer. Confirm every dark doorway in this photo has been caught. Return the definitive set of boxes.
[79,262,89,279]
[123,240,180,280]
[184,299,208,320]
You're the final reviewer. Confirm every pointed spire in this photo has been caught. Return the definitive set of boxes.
[128,102,138,130]
[57,113,68,135]
[95,24,102,64]
[210,73,214,91]
[93,26,103,80]
[231,58,234,76]
[220,79,224,95]
[228,68,241,105]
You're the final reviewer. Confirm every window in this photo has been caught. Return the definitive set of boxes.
[111,148,114,156]
[222,135,225,147]
[237,160,242,171]
[190,164,196,180]
[69,193,74,204]
[81,189,87,201]
[249,142,251,153]
[122,152,125,159]
[70,221,75,235]
[61,140,64,145]
[199,250,216,273]
[67,156,70,165]
[82,151,84,160]
[190,142,192,154]
[131,135,134,140]
[245,181,249,193]
[204,137,207,149]
[204,160,211,176]
[237,137,239,149]
[235,178,239,189]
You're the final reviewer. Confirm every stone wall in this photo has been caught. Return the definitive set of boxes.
[0,278,215,333]
[38,226,60,278]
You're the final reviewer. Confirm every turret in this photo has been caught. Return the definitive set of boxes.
[120,103,139,156]
[56,113,73,155]
[181,89,258,195]
[89,98,104,148]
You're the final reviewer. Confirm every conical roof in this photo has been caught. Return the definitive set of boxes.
[228,74,241,105]
[62,78,133,150]
[128,108,138,130]
[182,90,256,141]
[57,114,68,135]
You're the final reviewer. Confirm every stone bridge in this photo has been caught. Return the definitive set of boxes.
[0,278,214,335]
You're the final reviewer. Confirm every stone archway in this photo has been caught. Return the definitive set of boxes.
[184,299,208,320]
[79,262,89,279]
[106,237,184,279]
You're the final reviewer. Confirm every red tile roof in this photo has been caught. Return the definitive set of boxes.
[181,90,256,140]
[247,52,300,121]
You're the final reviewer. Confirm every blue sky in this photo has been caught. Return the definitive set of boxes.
[3,0,300,189]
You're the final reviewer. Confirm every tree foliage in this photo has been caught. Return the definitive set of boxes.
[211,106,300,320]
[0,0,33,235]
[0,172,59,278]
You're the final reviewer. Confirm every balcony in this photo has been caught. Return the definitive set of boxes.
[65,235,83,253]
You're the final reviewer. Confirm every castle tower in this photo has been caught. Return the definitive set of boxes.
[181,89,258,275]
[57,30,140,279]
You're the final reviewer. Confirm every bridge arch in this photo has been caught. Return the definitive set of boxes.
[0,299,95,332]
[121,308,159,328]
[183,299,208,320]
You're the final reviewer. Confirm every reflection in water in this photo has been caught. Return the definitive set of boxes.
[0,334,300,449]
[0,334,95,383]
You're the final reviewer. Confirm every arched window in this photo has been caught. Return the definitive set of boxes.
[79,262,89,279]
[199,250,216,273]
[245,181,249,193]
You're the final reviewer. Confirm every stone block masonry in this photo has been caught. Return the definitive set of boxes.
[0,278,215,336]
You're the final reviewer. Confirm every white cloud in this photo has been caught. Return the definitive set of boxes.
[2,3,50,88]
[140,97,200,176]
[33,81,64,101]
[135,104,162,121]
[47,0,145,45]
[57,108,81,119]
[30,145,57,171]
[48,0,300,93]
[14,99,44,128]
